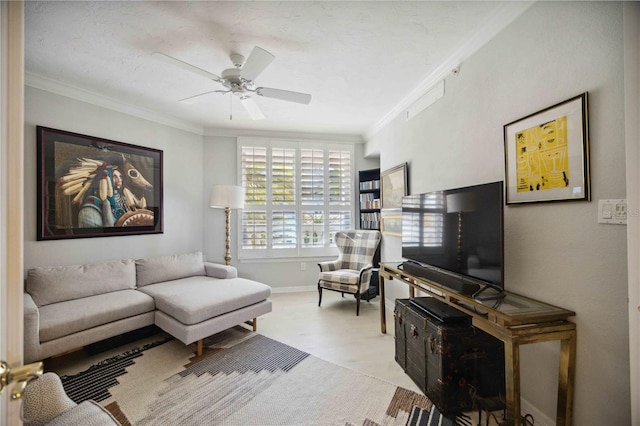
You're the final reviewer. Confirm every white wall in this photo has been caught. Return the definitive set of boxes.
[369,2,629,425]
[23,87,205,269]
[202,134,377,290]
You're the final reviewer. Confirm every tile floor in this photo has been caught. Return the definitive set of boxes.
[258,290,421,393]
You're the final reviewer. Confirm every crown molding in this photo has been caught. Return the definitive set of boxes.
[203,126,364,143]
[364,1,535,141]
[25,72,205,135]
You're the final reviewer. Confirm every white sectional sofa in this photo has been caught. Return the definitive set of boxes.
[23,251,272,363]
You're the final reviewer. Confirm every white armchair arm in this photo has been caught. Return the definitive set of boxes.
[318,259,342,272]
[358,264,374,291]
[204,262,238,279]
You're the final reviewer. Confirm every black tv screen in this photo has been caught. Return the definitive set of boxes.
[402,181,504,290]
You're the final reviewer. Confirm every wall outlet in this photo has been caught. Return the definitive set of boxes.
[300,262,306,271]
[598,199,627,224]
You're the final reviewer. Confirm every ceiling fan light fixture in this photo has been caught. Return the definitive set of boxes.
[230,53,245,68]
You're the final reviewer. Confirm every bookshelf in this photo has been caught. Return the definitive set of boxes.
[358,168,381,230]
[358,168,381,298]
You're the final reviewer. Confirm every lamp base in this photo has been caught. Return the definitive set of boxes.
[224,207,231,266]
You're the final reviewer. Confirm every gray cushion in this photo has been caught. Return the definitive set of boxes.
[319,269,360,285]
[138,276,271,325]
[135,251,205,287]
[39,290,155,342]
[26,259,136,307]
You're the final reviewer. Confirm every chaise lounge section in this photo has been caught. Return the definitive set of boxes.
[23,251,272,363]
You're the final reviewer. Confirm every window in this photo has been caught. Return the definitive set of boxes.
[238,138,353,259]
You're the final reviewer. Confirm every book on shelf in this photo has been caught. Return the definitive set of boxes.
[360,212,381,229]
[359,193,381,209]
[359,179,381,191]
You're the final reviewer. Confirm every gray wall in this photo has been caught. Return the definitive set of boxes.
[23,86,205,269]
[369,2,629,424]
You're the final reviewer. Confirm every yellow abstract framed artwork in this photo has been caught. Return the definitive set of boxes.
[503,92,590,205]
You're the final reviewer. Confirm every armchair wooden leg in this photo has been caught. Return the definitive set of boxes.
[196,339,203,356]
[356,293,361,316]
[318,286,323,307]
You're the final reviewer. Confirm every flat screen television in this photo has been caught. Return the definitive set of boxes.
[401,181,504,296]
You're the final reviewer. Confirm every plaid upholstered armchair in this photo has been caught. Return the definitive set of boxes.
[317,230,381,315]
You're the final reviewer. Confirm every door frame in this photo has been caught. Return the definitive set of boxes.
[624,3,640,425]
[1,1,24,425]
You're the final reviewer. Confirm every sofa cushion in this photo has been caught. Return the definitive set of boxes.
[138,276,271,325]
[26,259,136,307]
[136,251,206,288]
[38,290,155,343]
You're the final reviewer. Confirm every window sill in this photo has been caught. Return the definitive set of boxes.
[239,256,336,264]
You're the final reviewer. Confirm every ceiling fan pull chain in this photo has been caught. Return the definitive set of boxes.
[230,93,233,121]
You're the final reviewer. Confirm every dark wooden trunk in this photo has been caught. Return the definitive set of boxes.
[394,298,505,415]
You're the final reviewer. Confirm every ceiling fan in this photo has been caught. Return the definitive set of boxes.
[152,46,312,120]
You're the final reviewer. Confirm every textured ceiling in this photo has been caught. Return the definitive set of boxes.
[25,1,528,138]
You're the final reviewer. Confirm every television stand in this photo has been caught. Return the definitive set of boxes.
[473,284,507,302]
[378,262,576,426]
[400,261,480,296]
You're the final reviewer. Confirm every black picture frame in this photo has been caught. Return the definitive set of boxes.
[503,93,590,205]
[37,126,163,240]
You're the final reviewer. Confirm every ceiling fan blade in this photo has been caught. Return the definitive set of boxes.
[239,47,275,82]
[178,90,228,104]
[256,87,312,105]
[240,96,266,120]
[152,52,221,82]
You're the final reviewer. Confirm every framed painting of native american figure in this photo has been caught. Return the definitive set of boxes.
[37,126,163,240]
[503,92,590,205]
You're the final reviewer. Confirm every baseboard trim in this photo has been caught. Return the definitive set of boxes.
[271,285,317,294]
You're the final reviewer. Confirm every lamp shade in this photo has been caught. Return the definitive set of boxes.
[209,185,245,209]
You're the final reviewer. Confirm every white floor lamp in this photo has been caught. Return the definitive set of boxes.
[209,184,245,266]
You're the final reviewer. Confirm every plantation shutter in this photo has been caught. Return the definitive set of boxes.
[272,148,296,205]
[238,138,354,259]
[328,150,351,205]
[241,146,267,204]
[241,146,268,249]
[300,149,323,205]
[271,148,296,249]
[328,211,351,245]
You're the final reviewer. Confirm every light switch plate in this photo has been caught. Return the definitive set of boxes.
[598,199,627,224]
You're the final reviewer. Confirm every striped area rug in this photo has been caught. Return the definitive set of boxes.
[58,326,463,425]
